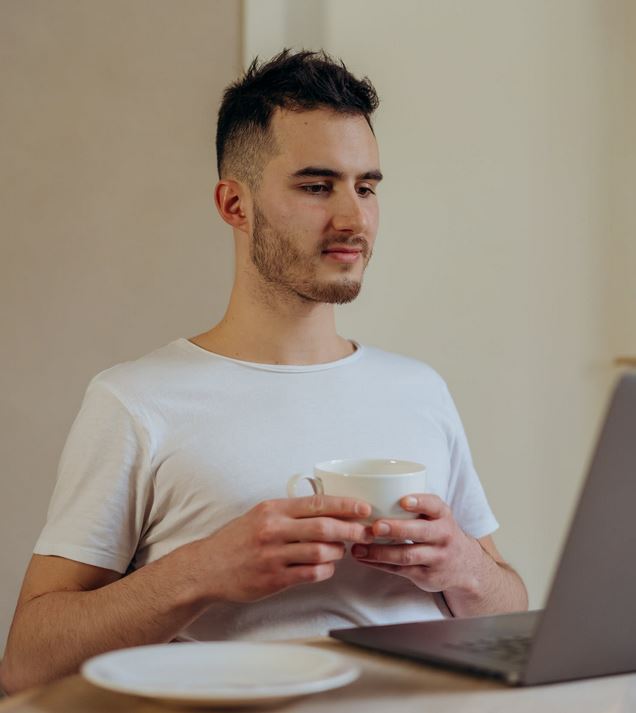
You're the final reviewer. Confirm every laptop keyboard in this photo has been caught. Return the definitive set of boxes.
[445,634,533,665]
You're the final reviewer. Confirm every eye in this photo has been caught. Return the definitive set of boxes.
[299,183,377,197]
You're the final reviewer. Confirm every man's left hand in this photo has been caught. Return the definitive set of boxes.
[351,493,486,596]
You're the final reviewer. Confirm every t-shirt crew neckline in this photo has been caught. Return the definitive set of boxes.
[175,337,363,373]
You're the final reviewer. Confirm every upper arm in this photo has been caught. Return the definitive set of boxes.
[15,554,122,609]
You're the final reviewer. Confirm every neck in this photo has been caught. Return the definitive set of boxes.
[190,260,354,366]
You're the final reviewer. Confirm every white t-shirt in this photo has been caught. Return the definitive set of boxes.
[34,338,499,640]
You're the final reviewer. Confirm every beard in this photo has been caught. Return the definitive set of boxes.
[249,202,372,305]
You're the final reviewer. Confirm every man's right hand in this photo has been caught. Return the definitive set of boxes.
[185,495,373,603]
[0,495,372,694]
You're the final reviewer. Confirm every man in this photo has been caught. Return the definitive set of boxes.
[0,49,527,694]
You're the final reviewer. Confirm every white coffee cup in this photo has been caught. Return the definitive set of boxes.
[287,458,427,523]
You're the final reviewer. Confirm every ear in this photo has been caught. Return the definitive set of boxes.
[214,179,251,233]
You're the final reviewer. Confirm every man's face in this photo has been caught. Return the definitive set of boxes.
[248,107,382,305]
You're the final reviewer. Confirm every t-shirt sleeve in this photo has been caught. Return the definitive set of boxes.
[33,377,154,573]
[442,383,499,540]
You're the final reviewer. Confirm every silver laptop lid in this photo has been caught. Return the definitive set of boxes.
[523,373,636,685]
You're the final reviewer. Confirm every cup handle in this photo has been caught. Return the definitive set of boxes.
[287,473,324,497]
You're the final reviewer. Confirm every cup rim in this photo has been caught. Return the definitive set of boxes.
[314,458,426,477]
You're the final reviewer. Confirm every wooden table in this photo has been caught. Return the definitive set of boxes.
[2,639,636,712]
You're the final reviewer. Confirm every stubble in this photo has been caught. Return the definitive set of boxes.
[249,202,371,305]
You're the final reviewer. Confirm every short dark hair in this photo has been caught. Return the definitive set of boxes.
[215,48,380,190]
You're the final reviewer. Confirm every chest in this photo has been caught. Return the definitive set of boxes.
[150,382,453,520]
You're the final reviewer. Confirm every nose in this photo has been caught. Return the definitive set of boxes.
[331,187,370,235]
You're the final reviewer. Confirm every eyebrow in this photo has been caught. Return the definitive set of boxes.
[289,166,384,182]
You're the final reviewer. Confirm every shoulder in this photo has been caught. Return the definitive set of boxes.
[84,338,195,414]
[359,343,450,396]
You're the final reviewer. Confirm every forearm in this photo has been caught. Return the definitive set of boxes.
[2,495,372,695]
[442,540,528,618]
[1,544,211,694]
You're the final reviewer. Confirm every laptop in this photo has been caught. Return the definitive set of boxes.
[330,373,636,686]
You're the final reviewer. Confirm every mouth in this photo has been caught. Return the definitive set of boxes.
[321,249,363,264]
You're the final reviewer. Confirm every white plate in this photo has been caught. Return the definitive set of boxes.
[81,641,360,707]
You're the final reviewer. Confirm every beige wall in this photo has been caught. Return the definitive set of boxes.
[1,0,634,655]
[0,0,241,652]
[607,1,636,356]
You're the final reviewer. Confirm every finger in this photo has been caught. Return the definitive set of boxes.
[370,517,441,543]
[353,560,404,575]
[351,543,440,567]
[282,562,336,587]
[285,494,372,520]
[281,542,346,565]
[400,493,449,519]
[288,516,374,544]
[355,560,436,585]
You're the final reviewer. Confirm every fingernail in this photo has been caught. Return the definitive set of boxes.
[353,545,368,558]
[404,496,417,509]
[355,502,371,517]
[376,522,390,535]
